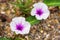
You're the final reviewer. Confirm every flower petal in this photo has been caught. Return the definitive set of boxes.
[35,15,43,20]
[10,22,16,31]
[12,17,25,24]
[12,17,25,22]
[42,12,50,19]
[33,2,48,9]
[22,21,31,34]
[31,8,36,16]
[15,30,22,34]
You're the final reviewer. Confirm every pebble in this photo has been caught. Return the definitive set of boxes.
[40,30,44,33]
[44,32,47,36]
[1,11,5,14]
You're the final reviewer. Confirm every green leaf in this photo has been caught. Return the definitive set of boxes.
[26,16,40,25]
[44,0,60,6]
[25,0,33,7]
[14,37,25,40]
[0,37,12,40]
[15,37,20,40]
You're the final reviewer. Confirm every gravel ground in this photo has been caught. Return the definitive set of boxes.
[0,1,60,40]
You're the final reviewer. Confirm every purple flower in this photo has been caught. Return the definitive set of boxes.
[10,17,31,34]
[31,2,50,20]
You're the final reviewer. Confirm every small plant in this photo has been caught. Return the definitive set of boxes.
[10,0,50,34]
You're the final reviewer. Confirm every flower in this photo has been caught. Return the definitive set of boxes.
[10,17,31,34]
[31,2,50,20]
